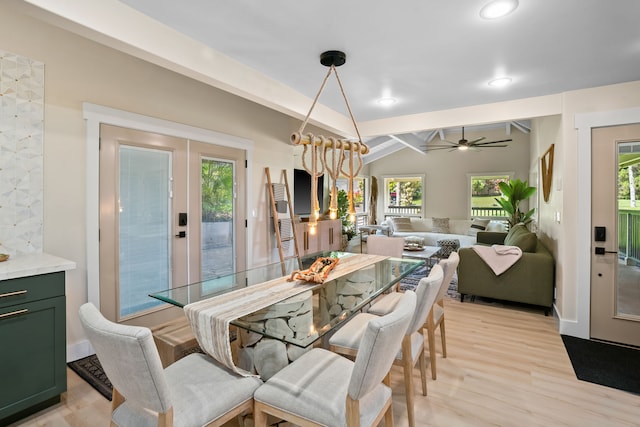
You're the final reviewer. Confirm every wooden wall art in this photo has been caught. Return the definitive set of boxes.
[541,144,554,202]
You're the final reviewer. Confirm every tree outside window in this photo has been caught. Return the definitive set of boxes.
[469,174,510,218]
[383,175,424,217]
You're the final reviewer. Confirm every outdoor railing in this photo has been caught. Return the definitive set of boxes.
[471,207,508,218]
[385,205,422,216]
[619,210,640,265]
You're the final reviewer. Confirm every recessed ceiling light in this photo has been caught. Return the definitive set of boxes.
[480,0,519,19]
[488,77,513,88]
[377,97,397,106]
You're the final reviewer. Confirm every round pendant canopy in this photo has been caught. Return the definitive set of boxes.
[320,50,346,67]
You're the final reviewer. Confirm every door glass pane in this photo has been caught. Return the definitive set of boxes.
[201,158,235,281]
[119,146,171,318]
[616,141,640,319]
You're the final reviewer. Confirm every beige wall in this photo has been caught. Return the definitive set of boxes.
[1,7,298,356]
[559,81,640,329]
[529,115,562,306]
[370,127,531,219]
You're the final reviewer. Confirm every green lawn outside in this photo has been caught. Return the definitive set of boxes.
[619,199,640,211]
[471,195,501,208]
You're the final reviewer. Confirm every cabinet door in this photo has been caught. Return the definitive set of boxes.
[296,223,319,255]
[318,220,342,251]
[0,296,66,419]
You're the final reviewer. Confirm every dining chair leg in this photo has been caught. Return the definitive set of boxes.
[427,323,437,380]
[346,396,361,427]
[253,402,268,427]
[419,348,428,396]
[384,401,394,427]
[401,337,415,427]
[440,317,447,358]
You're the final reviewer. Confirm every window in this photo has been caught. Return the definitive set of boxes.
[383,175,424,217]
[469,173,512,218]
[336,177,367,214]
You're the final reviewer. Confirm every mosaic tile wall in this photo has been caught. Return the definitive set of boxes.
[0,50,45,255]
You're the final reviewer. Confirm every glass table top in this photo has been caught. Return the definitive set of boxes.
[150,251,422,348]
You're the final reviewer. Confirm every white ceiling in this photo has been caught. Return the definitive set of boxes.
[20,0,640,159]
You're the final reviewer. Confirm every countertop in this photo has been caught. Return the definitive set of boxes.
[0,252,76,281]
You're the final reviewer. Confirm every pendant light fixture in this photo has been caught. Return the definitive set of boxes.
[292,50,369,234]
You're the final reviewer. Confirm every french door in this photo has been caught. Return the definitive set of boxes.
[99,124,245,325]
[591,124,640,346]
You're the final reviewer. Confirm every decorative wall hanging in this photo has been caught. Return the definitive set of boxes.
[292,50,369,234]
[541,143,554,202]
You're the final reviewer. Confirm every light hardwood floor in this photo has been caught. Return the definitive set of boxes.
[8,297,640,427]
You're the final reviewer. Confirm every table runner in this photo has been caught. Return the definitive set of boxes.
[184,253,387,376]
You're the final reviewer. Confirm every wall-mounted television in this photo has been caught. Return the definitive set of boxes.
[293,168,324,216]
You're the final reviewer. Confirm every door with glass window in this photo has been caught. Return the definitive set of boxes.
[591,124,640,346]
[99,125,245,326]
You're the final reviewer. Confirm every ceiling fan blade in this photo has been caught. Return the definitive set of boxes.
[472,139,513,146]
[468,137,486,144]
[471,145,509,149]
[423,145,458,151]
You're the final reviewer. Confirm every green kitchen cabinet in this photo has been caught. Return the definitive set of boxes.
[0,271,66,425]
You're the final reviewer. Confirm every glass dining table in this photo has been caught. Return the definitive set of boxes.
[150,251,422,349]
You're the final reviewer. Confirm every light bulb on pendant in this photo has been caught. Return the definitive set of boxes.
[329,208,337,220]
[309,224,317,235]
[348,203,357,223]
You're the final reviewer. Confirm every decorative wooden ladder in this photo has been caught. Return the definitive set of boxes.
[265,168,302,275]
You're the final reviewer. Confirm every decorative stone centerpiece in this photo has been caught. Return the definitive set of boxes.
[236,266,377,380]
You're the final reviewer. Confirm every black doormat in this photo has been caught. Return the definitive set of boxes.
[67,354,113,401]
[561,335,640,395]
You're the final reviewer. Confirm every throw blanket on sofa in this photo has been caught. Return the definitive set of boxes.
[472,244,522,276]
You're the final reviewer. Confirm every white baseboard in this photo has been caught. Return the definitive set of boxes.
[67,339,94,363]
[558,315,588,339]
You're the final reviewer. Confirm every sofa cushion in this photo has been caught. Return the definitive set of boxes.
[467,218,490,237]
[390,217,413,232]
[432,217,450,233]
[504,224,537,252]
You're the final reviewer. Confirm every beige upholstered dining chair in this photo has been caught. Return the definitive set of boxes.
[78,303,262,427]
[253,291,417,427]
[329,265,444,427]
[425,251,460,379]
[366,234,405,258]
[368,252,460,381]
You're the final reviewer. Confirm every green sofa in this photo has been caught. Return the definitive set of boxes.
[457,225,555,315]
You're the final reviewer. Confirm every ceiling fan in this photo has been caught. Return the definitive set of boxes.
[422,127,512,152]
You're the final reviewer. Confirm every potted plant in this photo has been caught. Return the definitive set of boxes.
[494,179,536,228]
[337,189,356,243]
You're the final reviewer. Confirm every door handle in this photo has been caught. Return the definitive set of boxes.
[594,247,617,255]
[175,231,186,238]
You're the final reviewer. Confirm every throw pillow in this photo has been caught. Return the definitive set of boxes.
[432,217,450,233]
[390,217,413,232]
[467,218,490,237]
[504,224,537,252]
[435,238,460,258]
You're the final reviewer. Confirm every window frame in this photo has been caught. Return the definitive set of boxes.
[467,172,514,219]
[381,174,425,218]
